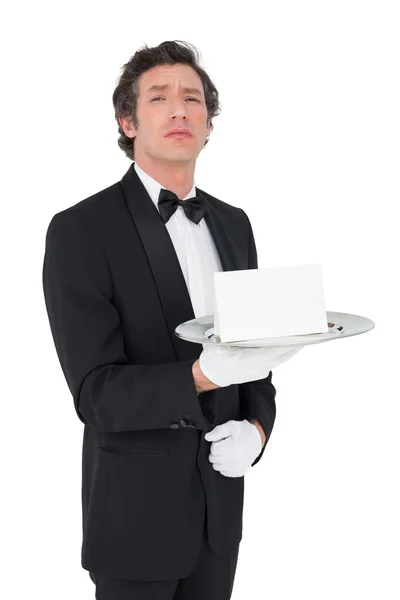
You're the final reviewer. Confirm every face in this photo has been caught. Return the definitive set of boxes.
[120,63,211,166]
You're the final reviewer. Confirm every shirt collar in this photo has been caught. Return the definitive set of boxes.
[134,161,197,211]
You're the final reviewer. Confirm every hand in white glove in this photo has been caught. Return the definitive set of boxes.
[199,343,304,388]
[205,419,262,478]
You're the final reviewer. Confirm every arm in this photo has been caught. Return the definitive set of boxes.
[250,419,267,446]
[238,209,277,466]
[42,210,211,433]
[239,374,276,466]
[192,359,219,394]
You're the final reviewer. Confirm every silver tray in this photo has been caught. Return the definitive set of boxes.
[175,311,375,348]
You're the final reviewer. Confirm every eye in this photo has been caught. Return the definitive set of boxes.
[150,96,200,102]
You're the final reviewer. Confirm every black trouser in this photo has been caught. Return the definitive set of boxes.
[88,518,240,600]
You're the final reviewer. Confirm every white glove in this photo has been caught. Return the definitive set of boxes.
[199,342,304,387]
[205,419,262,478]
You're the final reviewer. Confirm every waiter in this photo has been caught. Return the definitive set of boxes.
[42,41,300,600]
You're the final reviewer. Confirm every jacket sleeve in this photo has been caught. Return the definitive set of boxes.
[238,209,277,467]
[42,209,210,433]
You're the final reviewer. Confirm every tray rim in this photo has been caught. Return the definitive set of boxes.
[174,310,375,347]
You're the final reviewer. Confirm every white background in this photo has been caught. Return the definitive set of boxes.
[1,1,398,598]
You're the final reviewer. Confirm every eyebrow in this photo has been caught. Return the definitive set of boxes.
[145,84,203,97]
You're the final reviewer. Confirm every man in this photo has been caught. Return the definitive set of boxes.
[42,41,299,599]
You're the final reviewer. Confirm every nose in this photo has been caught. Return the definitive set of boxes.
[169,97,190,119]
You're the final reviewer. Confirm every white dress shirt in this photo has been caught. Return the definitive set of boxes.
[134,161,223,320]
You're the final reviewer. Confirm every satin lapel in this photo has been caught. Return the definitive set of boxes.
[119,163,241,362]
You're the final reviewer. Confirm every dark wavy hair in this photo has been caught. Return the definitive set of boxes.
[112,40,221,161]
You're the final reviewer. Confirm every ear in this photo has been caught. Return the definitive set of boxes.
[119,116,136,139]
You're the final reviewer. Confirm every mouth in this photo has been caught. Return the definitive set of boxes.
[166,132,192,139]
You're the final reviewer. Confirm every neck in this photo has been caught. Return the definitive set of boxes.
[135,156,195,200]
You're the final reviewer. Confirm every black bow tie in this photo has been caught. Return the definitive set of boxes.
[157,188,207,225]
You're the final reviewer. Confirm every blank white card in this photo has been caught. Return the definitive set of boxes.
[213,263,328,343]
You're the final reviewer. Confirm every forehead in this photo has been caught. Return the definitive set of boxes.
[140,64,204,96]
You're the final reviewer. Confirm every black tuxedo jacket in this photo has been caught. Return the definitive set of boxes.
[42,161,276,582]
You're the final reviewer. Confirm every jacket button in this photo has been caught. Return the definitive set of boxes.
[170,423,179,429]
